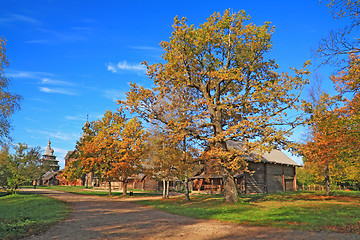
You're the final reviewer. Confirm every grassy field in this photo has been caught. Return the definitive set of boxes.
[137,191,360,233]
[32,185,162,197]
[0,192,71,239]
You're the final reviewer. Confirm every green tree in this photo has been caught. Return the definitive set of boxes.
[0,37,22,145]
[125,10,310,203]
[0,143,43,193]
[296,167,316,189]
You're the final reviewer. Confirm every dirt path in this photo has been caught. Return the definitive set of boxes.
[21,189,359,240]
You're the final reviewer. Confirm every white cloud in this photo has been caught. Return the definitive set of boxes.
[8,70,78,95]
[25,28,89,44]
[103,89,125,102]
[27,129,78,142]
[117,61,146,71]
[52,147,70,156]
[0,14,41,25]
[106,61,146,73]
[7,71,55,79]
[65,115,87,121]
[41,78,74,86]
[39,87,77,96]
[106,64,117,73]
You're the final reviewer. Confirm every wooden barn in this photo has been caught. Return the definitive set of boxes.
[191,141,299,194]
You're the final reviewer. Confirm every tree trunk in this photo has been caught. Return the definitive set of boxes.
[108,181,112,197]
[122,180,127,196]
[325,166,330,196]
[166,180,170,198]
[183,137,190,201]
[184,173,190,201]
[162,179,166,198]
[215,139,238,203]
[223,167,238,203]
[85,174,88,188]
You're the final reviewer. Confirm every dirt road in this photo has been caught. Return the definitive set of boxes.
[22,189,359,240]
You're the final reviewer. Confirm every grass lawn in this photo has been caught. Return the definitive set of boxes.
[32,185,162,197]
[136,191,360,233]
[0,192,71,239]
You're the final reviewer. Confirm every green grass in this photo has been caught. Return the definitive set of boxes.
[34,185,162,197]
[0,193,71,239]
[136,191,360,233]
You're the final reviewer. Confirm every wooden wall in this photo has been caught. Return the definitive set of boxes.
[241,162,296,194]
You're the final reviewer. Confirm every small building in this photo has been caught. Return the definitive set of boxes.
[43,140,60,171]
[40,140,60,186]
[191,141,299,194]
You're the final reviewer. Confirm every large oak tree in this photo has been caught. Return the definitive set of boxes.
[125,10,310,203]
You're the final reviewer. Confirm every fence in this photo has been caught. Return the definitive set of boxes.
[299,184,348,191]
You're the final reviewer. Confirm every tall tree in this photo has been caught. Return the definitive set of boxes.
[302,93,342,195]
[302,54,360,194]
[147,128,179,198]
[0,37,22,144]
[147,126,199,200]
[0,143,43,193]
[79,109,148,196]
[62,120,94,186]
[124,10,310,203]
[331,53,360,187]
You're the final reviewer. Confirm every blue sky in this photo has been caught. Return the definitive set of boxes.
[2,0,341,168]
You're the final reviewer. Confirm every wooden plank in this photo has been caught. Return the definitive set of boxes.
[264,163,268,193]
[282,165,285,191]
[293,166,297,191]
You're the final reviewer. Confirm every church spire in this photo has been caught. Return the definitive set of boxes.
[80,116,90,143]
[44,139,54,156]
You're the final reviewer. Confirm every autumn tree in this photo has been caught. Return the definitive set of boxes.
[0,37,22,145]
[79,109,148,196]
[302,54,360,194]
[0,143,43,193]
[62,120,94,186]
[139,87,200,200]
[147,128,179,198]
[146,126,199,200]
[330,54,360,188]
[302,93,342,195]
[124,10,310,203]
